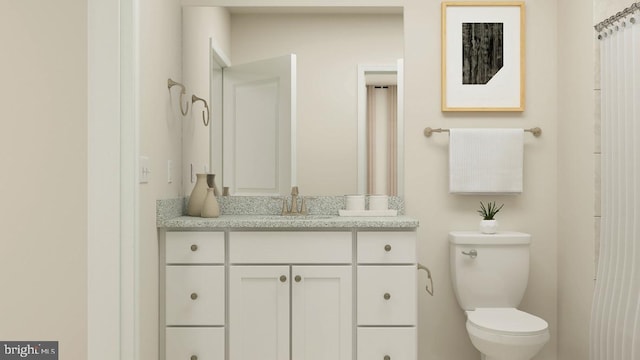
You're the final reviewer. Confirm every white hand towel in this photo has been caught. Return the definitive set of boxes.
[449,128,524,194]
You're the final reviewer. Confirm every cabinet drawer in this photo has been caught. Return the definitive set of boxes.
[166,266,225,326]
[229,232,352,264]
[166,231,224,264]
[357,232,416,264]
[166,327,224,360]
[357,266,416,325]
[357,327,416,360]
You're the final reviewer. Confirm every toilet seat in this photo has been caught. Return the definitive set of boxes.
[466,308,548,336]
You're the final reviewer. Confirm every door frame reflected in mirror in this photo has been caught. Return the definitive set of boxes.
[209,39,230,187]
[357,61,404,196]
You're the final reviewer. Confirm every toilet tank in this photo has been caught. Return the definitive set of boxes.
[449,231,531,311]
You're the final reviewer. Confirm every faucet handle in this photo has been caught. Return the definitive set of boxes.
[271,196,288,215]
[299,197,308,215]
[300,196,316,215]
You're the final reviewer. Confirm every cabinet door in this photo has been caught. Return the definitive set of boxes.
[229,266,290,360]
[292,266,352,360]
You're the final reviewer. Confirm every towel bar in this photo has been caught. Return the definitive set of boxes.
[424,127,542,138]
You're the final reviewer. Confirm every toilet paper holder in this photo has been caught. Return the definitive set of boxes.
[418,263,434,296]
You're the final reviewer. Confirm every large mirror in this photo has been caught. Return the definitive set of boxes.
[195,6,404,196]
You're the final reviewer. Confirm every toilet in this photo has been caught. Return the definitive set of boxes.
[449,231,549,360]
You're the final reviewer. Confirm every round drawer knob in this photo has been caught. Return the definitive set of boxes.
[295,275,302,282]
[190,244,198,251]
[383,293,391,300]
[190,292,198,300]
[280,275,287,283]
[191,356,198,360]
[384,244,392,252]
[384,355,391,360]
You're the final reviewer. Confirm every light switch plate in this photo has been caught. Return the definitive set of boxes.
[139,156,150,184]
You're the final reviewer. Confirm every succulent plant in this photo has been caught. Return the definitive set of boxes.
[477,201,504,220]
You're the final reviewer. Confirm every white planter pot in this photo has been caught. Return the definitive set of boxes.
[479,220,498,234]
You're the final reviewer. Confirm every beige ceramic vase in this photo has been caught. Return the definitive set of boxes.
[206,174,220,196]
[187,173,208,216]
[201,188,220,218]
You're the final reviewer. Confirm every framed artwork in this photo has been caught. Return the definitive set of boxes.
[441,2,525,112]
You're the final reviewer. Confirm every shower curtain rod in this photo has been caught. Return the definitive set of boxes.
[594,2,640,33]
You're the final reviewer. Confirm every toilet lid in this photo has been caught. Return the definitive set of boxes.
[466,308,548,336]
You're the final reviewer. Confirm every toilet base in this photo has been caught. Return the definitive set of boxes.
[480,354,531,360]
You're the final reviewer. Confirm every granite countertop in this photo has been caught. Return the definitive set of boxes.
[159,214,419,229]
[157,197,418,230]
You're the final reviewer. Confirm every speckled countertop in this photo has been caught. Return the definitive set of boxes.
[157,196,418,229]
[159,214,418,229]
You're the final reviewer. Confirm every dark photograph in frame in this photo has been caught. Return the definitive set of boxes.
[461,22,504,85]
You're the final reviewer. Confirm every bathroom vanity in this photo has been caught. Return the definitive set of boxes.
[157,205,419,360]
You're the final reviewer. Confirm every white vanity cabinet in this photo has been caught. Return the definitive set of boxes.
[160,228,417,360]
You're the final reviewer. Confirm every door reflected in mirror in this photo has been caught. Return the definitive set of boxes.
[222,54,296,196]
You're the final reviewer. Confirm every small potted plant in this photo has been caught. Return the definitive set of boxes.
[477,201,504,234]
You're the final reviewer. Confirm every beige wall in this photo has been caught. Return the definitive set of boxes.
[0,1,87,359]
[595,0,637,20]
[138,0,184,359]
[557,0,597,358]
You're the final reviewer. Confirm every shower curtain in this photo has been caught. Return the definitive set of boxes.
[590,10,640,360]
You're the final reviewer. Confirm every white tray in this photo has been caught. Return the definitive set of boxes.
[338,209,398,217]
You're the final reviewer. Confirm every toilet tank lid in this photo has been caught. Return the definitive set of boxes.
[449,231,531,245]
